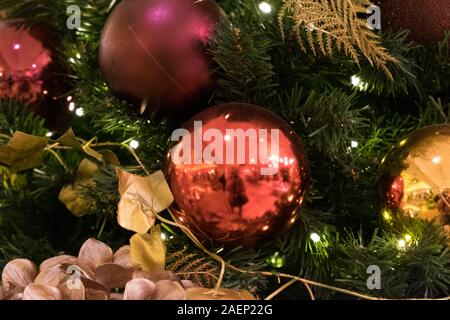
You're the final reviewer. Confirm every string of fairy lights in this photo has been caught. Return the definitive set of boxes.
[56,1,418,263]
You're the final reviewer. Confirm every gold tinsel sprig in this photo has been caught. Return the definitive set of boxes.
[279,0,398,78]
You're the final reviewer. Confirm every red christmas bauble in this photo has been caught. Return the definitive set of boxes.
[378,0,450,44]
[166,103,310,247]
[99,0,224,116]
[0,23,70,129]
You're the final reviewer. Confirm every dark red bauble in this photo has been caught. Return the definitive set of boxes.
[378,0,450,44]
[0,23,71,130]
[166,103,310,247]
[99,0,224,115]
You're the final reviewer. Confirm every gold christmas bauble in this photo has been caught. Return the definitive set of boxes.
[377,124,450,234]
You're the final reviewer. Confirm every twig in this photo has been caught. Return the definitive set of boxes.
[265,279,297,300]
[46,149,68,170]
[214,260,226,297]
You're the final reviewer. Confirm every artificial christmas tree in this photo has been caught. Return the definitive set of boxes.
[0,0,449,301]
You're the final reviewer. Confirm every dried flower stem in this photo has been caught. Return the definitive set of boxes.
[265,279,298,300]
[121,144,449,301]
[46,149,68,170]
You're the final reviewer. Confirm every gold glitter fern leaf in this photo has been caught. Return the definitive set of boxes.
[279,0,397,78]
[166,249,218,288]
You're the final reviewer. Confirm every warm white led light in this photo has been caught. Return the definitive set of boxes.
[310,233,321,243]
[130,140,140,149]
[259,2,272,14]
[75,108,85,117]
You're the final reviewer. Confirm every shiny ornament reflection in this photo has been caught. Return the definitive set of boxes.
[99,0,224,116]
[166,103,310,247]
[377,124,450,235]
[0,24,50,103]
[0,23,70,129]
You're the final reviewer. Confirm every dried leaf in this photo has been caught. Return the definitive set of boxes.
[99,150,121,166]
[57,128,82,150]
[95,263,134,289]
[59,185,91,217]
[117,169,173,234]
[77,159,100,181]
[22,284,64,300]
[1,259,38,293]
[123,279,156,300]
[153,280,187,300]
[0,131,47,172]
[78,238,113,273]
[59,159,99,217]
[186,287,256,300]
[130,227,166,273]
[57,129,103,162]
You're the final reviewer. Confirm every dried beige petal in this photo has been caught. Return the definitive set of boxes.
[123,279,156,300]
[39,255,77,271]
[85,289,108,300]
[181,280,195,289]
[58,280,86,300]
[58,274,108,301]
[147,271,179,283]
[95,263,134,289]
[22,284,64,300]
[132,270,153,281]
[60,263,95,280]
[110,293,124,300]
[117,169,173,234]
[153,280,187,300]
[78,238,113,273]
[130,227,166,273]
[1,287,24,300]
[113,245,137,269]
[186,287,256,300]
[2,259,38,293]
[131,270,180,284]
[80,276,110,300]
[34,265,68,287]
